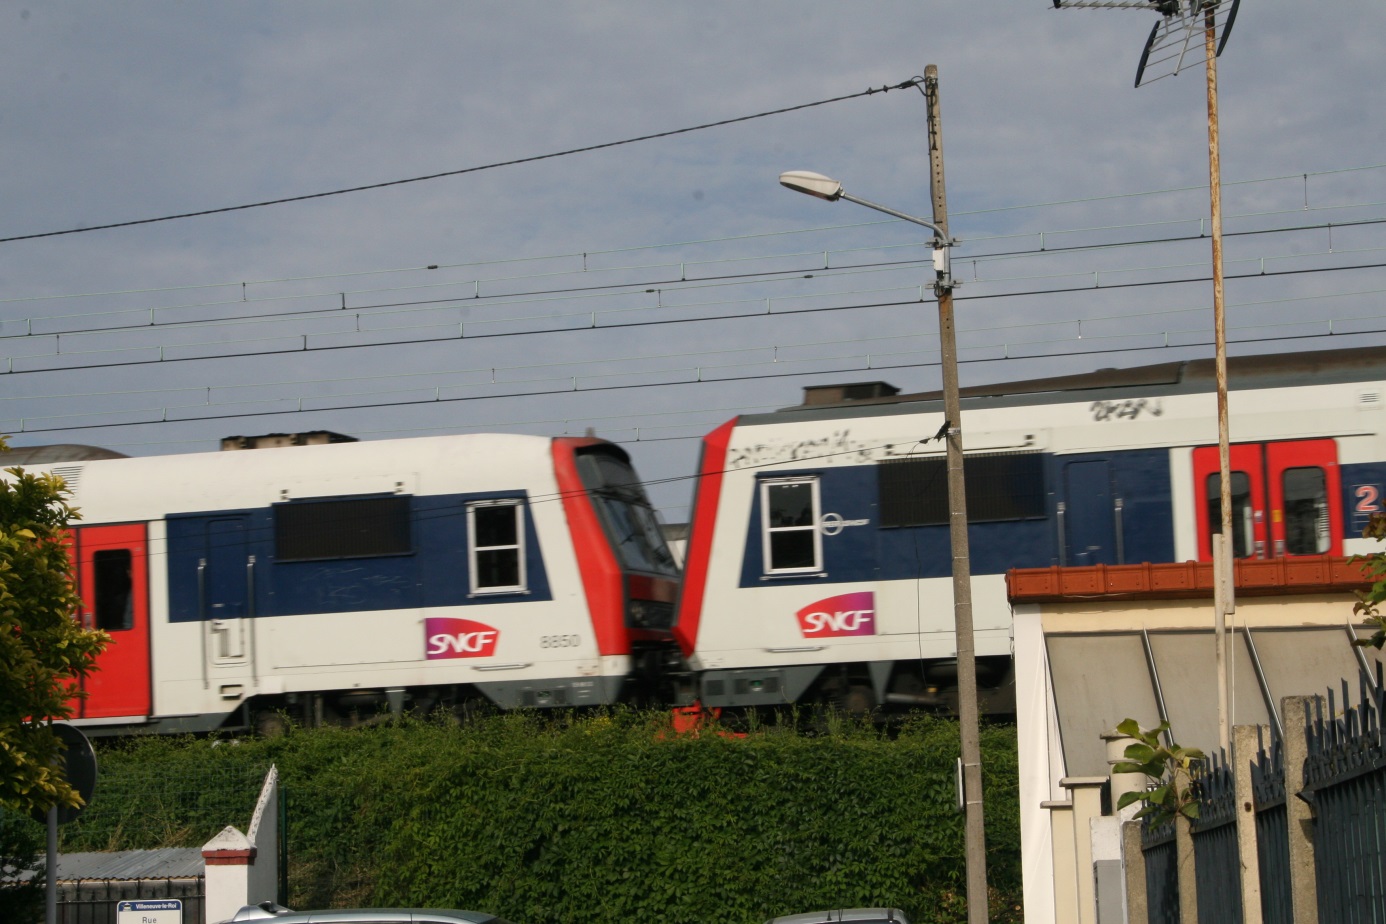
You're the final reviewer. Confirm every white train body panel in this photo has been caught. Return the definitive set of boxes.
[676,348,1386,710]
[16,433,679,732]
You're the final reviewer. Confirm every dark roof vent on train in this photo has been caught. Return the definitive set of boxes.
[801,381,900,406]
[220,431,357,451]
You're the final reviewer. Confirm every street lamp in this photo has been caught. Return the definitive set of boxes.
[780,145,990,924]
[778,171,954,289]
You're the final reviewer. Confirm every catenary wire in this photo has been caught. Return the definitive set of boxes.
[0,79,923,245]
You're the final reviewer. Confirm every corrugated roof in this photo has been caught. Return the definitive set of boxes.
[6,849,206,883]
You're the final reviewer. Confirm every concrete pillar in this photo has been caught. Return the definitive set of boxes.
[1062,775,1108,924]
[1282,696,1320,924]
[203,825,258,924]
[1090,815,1125,924]
[1232,724,1265,924]
[1102,728,1145,810]
[1175,814,1197,924]
[202,764,280,924]
[1122,820,1148,924]
[1044,800,1080,924]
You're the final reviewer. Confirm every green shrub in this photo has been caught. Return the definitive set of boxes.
[76,711,1021,924]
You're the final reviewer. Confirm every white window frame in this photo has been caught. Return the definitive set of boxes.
[467,500,527,594]
[760,477,822,575]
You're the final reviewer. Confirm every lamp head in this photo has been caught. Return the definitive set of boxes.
[779,170,844,202]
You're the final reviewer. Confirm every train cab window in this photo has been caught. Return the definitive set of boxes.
[574,448,679,577]
[469,501,526,593]
[93,549,134,632]
[1205,471,1254,558]
[761,478,821,574]
[1283,466,1330,555]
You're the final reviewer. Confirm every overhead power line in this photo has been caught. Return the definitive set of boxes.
[0,78,923,246]
[7,321,1382,440]
[3,250,1382,378]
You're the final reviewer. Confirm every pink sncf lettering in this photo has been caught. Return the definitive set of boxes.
[425,617,500,659]
[796,591,877,638]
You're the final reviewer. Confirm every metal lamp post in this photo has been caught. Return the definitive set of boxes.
[778,69,989,924]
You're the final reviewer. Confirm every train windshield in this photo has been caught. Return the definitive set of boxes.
[576,448,679,576]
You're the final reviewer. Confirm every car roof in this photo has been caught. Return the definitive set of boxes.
[222,905,509,924]
[766,909,910,924]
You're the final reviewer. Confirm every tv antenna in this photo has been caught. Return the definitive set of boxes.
[1052,0,1241,86]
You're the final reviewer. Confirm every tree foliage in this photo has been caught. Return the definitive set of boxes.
[1112,718,1205,825]
[1352,511,1386,649]
[0,807,45,924]
[0,438,108,814]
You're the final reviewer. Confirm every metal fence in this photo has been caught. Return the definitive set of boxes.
[1190,753,1242,924]
[1302,678,1386,923]
[58,877,205,924]
[1139,674,1386,924]
[1250,729,1292,924]
[1141,818,1179,924]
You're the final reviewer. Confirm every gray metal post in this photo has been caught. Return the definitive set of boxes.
[924,63,989,924]
[46,805,57,924]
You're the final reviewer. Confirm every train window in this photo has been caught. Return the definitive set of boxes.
[1205,471,1254,558]
[469,501,526,592]
[575,448,679,577]
[878,452,1046,527]
[1283,466,1330,555]
[92,549,134,632]
[275,496,412,562]
[761,478,821,573]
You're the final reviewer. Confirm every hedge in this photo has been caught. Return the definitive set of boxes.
[55,711,1022,924]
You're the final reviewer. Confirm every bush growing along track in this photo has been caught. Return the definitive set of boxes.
[52,710,1022,924]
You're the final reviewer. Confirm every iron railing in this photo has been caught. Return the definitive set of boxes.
[1142,816,1179,924]
[58,877,205,924]
[1250,727,1292,924]
[1191,752,1242,924]
[1301,676,1386,923]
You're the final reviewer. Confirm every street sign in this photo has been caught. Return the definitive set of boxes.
[117,899,183,924]
[29,722,98,825]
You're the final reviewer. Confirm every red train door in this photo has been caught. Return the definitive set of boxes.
[1191,439,1340,561]
[73,523,152,718]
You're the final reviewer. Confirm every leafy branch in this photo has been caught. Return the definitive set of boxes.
[1351,511,1386,649]
[1111,718,1205,825]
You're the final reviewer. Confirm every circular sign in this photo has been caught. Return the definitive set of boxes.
[29,723,98,825]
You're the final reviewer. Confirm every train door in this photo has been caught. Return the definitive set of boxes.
[1191,439,1340,560]
[1060,459,1118,565]
[202,517,252,666]
[74,524,151,718]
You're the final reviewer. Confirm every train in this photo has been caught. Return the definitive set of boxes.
[6,345,1385,733]
[6,433,683,734]
[673,346,1386,714]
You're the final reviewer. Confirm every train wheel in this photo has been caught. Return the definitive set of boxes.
[842,684,877,717]
[254,709,289,738]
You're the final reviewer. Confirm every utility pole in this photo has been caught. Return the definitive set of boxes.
[1054,0,1241,755]
[1203,0,1236,757]
[924,63,990,924]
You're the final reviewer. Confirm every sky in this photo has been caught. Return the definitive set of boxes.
[2,2,1384,518]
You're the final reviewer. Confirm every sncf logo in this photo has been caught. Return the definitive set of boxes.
[425,617,500,659]
[796,592,876,638]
